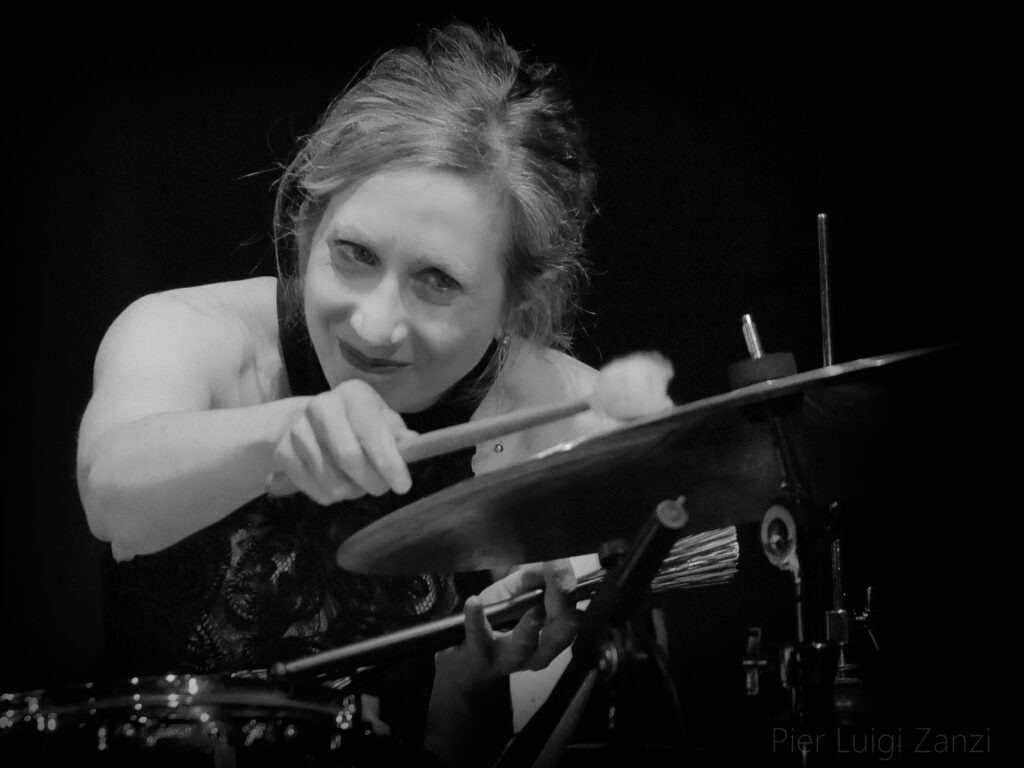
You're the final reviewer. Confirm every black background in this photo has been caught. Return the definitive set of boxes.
[4,11,1002,757]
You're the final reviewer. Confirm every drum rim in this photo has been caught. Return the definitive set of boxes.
[2,672,355,719]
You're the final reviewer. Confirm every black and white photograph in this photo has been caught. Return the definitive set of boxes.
[4,13,1000,765]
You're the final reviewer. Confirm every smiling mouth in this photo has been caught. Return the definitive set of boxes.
[338,341,411,375]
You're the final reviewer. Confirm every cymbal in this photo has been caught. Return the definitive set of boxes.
[337,345,980,575]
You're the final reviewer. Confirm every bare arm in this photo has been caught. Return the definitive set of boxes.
[77,291,308,559]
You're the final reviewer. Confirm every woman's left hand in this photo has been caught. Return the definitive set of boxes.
[425,561,578,765]
[435,560,580,693]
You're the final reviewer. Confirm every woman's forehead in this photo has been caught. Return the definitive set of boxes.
[317,168,510,276]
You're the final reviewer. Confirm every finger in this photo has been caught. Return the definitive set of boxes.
[266,471,299,497]
[290,417,356,500]
[463,596,494,664]
[345,388,413,494]
[524,607,581,671]
[273,434,333,506]
[543,559,577,622]
[308,397,389,497]
[494,607,545,674]
[289,417,325,476]
[479,565,544,605]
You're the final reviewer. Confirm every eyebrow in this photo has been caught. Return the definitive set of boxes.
[327,223,476,286]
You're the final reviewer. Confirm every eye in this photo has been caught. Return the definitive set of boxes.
[330,240,377,269]
[418,268,463,302]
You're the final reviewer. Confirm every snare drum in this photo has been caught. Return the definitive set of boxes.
[0,673,426,765]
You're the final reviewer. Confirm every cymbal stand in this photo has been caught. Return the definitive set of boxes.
[730,314,839,741]
[494,497,690,768]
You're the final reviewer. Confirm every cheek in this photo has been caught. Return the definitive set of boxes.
[418,309,497,369]
[301,271,353,383]
[302,280,328,341]
[304,264,352,326]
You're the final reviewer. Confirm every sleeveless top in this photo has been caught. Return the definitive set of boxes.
[101,280,499,741]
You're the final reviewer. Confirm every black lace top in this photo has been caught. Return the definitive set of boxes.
[101,280,497,740]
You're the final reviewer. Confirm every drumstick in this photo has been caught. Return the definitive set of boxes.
[400,351,673,463]
[270,587,550,678]
[268,352,673,494]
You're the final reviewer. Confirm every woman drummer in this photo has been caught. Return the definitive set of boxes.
[77,23,607,767]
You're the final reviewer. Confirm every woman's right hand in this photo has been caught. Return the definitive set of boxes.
[267,379,416,504]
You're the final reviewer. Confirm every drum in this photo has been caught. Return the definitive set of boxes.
[0,673,426,766]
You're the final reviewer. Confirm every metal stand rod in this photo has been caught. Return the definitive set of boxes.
[818,212,834,368]
[817,213,862,694]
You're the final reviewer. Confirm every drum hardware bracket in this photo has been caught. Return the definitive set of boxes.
[826,609,857,678]
[828,586,879,674]
[597,537,629,571]
[762,504,800,574]
[597,638,621,680]
[728,314,798,389]
[827,598,879,681]
[831,589,879,729]
[595,624,648,682]
[780,641,840,732]
[729,314,807,501]
[743,627,769,696]
[854,586,879,653]
[761,503,805,643]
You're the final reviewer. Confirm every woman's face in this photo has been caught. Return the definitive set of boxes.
[303,168,509,412]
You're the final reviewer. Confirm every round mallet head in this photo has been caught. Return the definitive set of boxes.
[590,352,674,420]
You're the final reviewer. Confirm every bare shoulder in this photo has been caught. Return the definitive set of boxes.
[506,344,601,405]
[84,278,283,443]
[158,277,278,331]
[471,342,617,475]
[152,277,282,402]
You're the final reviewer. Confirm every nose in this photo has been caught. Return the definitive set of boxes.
[349,275,409,348]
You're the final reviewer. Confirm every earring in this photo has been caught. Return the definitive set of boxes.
[493,334,511,454]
